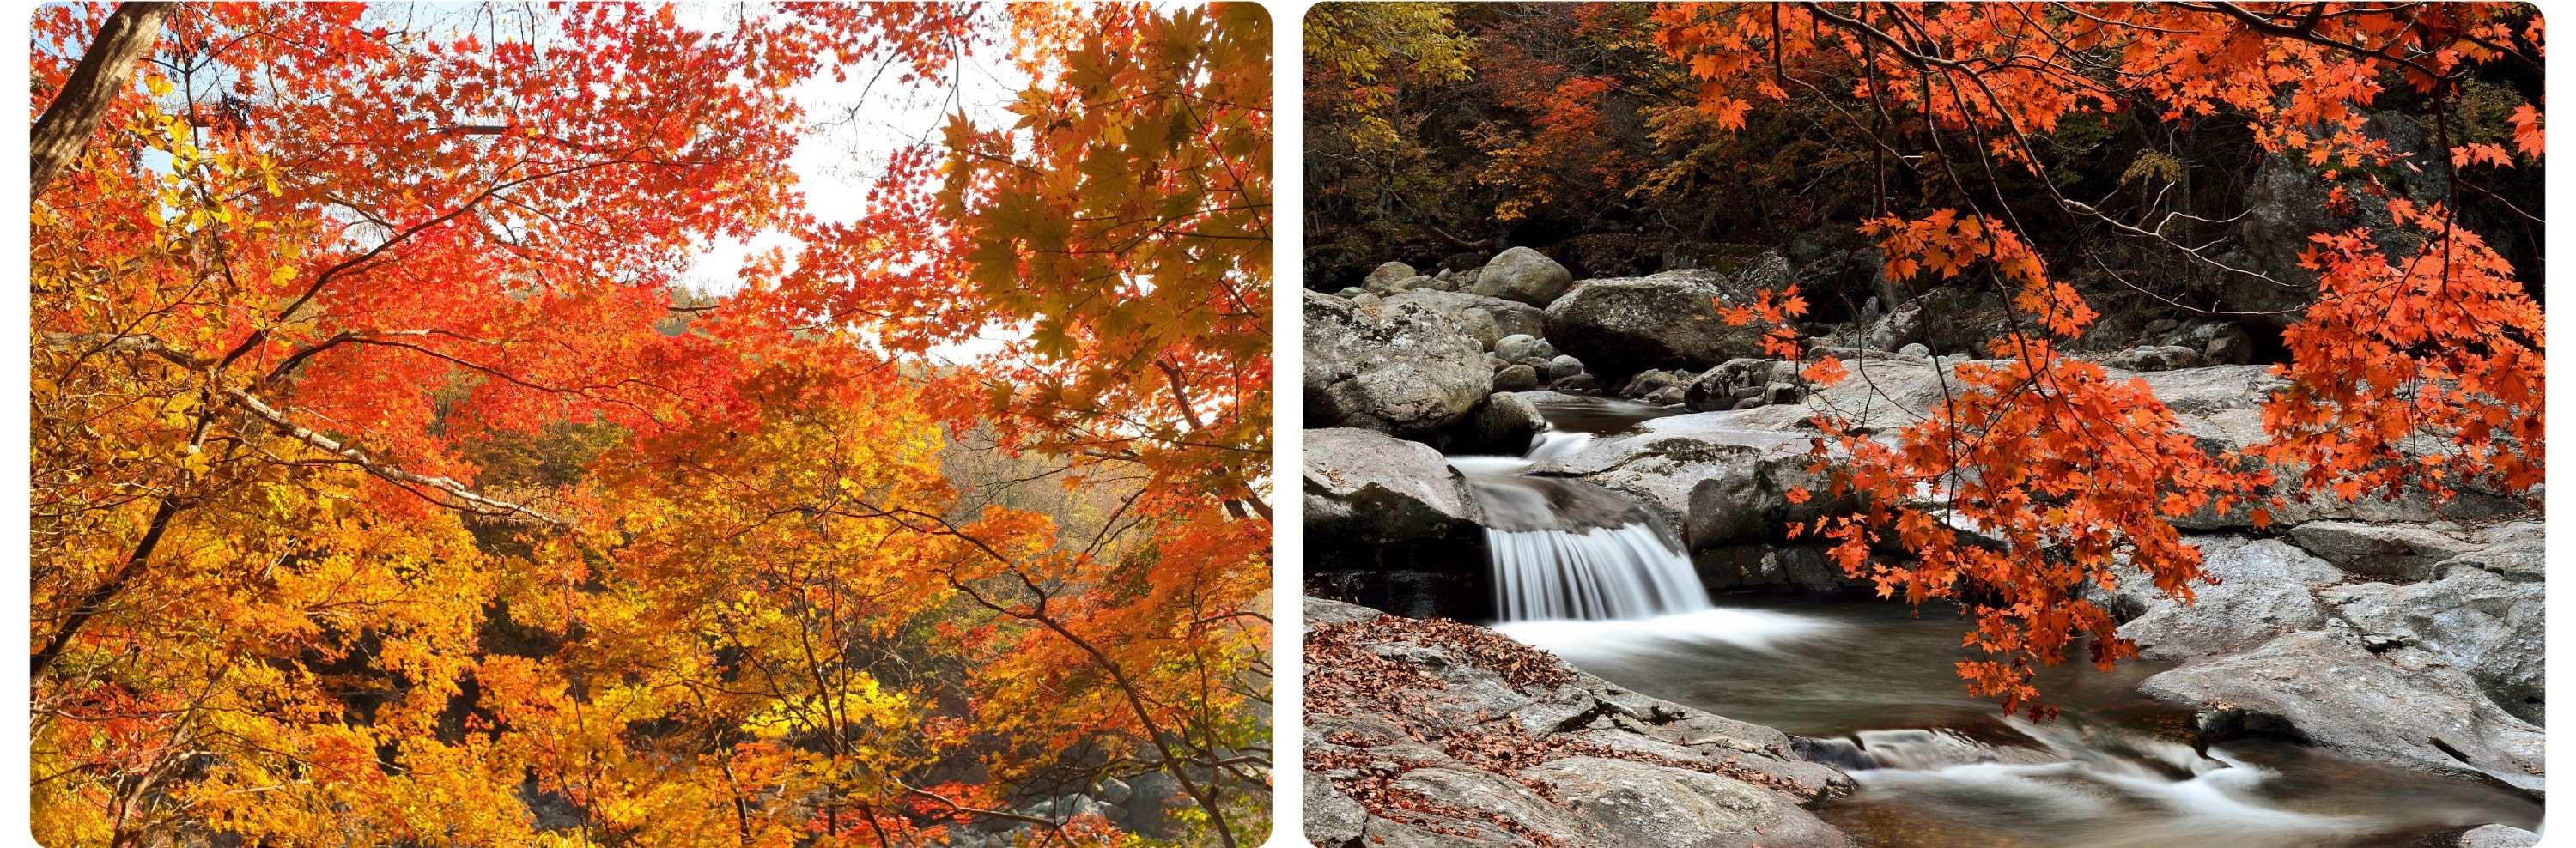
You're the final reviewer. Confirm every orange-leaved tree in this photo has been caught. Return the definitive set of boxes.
[31,3,1267,846]
[746,3,1276,843]
[1656,2,2543,716]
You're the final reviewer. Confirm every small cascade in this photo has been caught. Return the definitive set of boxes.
[1522,429,1594,463]
[1453,417,1713,621]
[1487,523,1707,620]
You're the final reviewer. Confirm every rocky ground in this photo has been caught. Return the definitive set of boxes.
[1304,597,1854,848]
[1304,243,2545,845]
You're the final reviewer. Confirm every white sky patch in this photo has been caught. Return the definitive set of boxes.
[669,5,1036,364]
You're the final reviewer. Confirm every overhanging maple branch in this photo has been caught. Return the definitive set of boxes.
[221,388,562,525]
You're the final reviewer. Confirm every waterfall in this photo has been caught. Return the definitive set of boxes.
[1453,427,1714,621]
[1488,524,1708,620]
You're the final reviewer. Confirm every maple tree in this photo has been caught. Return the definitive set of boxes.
[1655,1,2545,716]
[30,3,1267,846]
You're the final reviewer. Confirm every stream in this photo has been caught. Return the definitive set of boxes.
[1455,397,2545,847]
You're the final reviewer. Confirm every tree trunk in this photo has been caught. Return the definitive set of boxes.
[32,2,173,201]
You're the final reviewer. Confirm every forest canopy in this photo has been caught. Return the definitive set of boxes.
[29,3,1270,846]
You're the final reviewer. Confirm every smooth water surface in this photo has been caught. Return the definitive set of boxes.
[1502,593,2543,848]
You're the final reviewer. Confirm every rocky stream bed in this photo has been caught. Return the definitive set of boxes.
[1303,247,2545,848]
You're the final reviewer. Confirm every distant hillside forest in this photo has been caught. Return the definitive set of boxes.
[1303,2,2543,348]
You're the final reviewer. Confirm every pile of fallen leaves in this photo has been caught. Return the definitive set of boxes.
[1305,615,1820,847]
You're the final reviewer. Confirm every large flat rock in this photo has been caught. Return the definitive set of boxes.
[2138,629,2545,796]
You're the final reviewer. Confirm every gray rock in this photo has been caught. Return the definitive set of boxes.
[1550,373,1604,393]
[1494,333,1543,362]
[1524,757,1850,848]
[1544,270,1770,379]
[1119,771,1184,837]
[2112,537,2343,660]
[2441,536,2544,583]
[1914,288,2018,355]
[1306,291,1494,435]
[2105,344,2209,372]
[1696,543,1868,591]
[2323,567,2545,724]
[1304,595,1387,627]
[1394,766,1608,843]
[2139,629,2545,794]
[2221,110,2451,322]
[2457,824,2540,848]
[1896,342,1930,357]
[2202,324,2256,364]
[1384,289,1547,350]
[1538,432,1850,555]
[1546,354,1586,382]
[1869,304,1927,352]
[1731,249,1797,297]
[1619,368,1687,400]
[1096,777,1131,804]
[1303,776,1370,848]
[1305,597,1856,848]
[1492,364,1540,393]
[1681,358,1780,412]
[1449,392,1546,456]
[1472,246,1577,307]
[1362,261,1419,292]
[2288,520,2472,581]
[1303,428,1481,544]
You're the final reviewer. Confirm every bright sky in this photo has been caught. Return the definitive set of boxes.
[123,3,1036,362]
[666,5,1032,362]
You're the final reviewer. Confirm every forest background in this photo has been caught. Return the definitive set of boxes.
[22,3,1272,847]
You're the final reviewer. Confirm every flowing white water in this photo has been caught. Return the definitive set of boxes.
[1458,404,1735,623]
[1522,429,1595,463]
[1492,607,1834,657]
[1488,523,1710,621]
[1504,593,2546,847]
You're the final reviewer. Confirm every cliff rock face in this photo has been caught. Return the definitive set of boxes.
[1303,597,1853,848]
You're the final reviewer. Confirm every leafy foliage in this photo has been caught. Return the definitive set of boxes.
[30,3,1267,845]
[1661,2,2545,716]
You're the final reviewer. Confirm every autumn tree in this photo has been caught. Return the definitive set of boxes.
[1653,1,2544,715]
[747,3,1277,842]
[30,3,1268,845]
